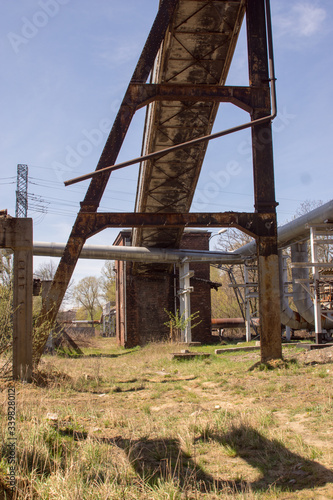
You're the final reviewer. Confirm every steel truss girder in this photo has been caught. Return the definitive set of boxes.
[76,212,277,240]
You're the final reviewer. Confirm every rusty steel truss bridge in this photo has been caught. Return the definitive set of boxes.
[36,0,282,364]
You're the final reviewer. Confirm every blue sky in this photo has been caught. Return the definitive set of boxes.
[1,0,332,286]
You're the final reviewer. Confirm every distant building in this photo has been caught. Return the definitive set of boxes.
[57,309,77,323]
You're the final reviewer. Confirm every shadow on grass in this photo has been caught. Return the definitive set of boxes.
[248,358,300,372]
[113,436,227,492]
[73,350,138,359]
[14,424,332,495]
[113,426,333,493]
[197,424,333,492]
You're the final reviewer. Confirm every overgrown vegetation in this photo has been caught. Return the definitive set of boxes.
[1,338,333,499]
[164,309,202,342]
[0,251,13,377]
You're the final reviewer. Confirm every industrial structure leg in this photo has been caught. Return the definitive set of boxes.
[0,217,33,381]
[257,237,282,361]
[247,0,282,361]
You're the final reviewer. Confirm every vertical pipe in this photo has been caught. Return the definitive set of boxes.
[285,326,291,342]
[179,261,193,343]
[122,261,127,344]
[310,227,322,342]
[174,264,177,316]
[244,264,251,342]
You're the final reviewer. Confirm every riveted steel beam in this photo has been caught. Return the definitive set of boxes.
[125,83,270,113]
[74,211,277,240]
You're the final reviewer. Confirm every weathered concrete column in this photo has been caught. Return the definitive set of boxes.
[0,217,33,381]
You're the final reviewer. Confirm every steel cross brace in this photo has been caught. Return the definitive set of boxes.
[124,83,270,114]
[74,212,278,240]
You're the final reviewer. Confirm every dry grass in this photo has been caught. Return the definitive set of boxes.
[1,339,333,499]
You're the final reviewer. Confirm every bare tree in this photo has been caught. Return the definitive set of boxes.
[210,265,242,318]
[73,276,102,321]
[100,261,116,304]
[34,260,74,308]
[294,199,323,219]
[34,260,57,281]
[213,229,258,321]
[215,228,254,253]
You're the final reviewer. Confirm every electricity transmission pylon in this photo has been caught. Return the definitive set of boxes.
[15,164,28,218]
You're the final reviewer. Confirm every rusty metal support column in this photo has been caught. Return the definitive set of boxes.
[0,217,33,381]
[35,0,180,363]
[246,0,282,361]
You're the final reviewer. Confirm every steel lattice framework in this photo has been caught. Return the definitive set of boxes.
[15,164,28,218]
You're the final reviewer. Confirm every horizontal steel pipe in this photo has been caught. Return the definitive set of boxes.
[212,318,245,328]
[33,242,245,264]
[236,199,333,256]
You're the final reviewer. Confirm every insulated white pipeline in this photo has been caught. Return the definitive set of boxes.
[33,242,245,265]
[235,202,333,330]
[236,199,333,256]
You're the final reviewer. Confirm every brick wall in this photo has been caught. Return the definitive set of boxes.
[114,230,213,347]
[125,269,173,347]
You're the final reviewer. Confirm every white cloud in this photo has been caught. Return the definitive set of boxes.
[274,2,327,39]
[293,3,327,36]
[93,36,140,69]
[99,44,138,66]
